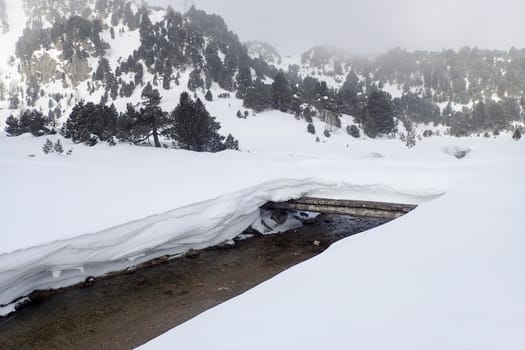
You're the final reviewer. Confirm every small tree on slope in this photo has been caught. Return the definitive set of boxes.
[513,128,522,140]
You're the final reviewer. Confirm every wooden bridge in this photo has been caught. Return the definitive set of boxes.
[264,197,417,220]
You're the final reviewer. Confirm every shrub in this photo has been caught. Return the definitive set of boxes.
[307,123,315,134]
[346,125,360,138]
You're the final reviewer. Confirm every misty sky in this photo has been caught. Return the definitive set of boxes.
[149,0,525,56]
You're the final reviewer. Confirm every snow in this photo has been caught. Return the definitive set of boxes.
[382,82,403,98]
[138,138,525,350]
[0,4,523,345]
[0,1,25,67]
[1,127,523,317]
[139,167,525,349]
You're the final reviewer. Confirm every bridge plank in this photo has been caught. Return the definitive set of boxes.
[264,198,417,219]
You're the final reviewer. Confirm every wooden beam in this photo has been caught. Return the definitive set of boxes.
[264,197,417,220]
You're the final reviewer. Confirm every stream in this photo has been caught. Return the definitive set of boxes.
[0,213,389,350]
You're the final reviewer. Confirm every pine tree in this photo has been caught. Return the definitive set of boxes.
[188,69,204,91]
[139,83,167,147]
[487,102,508,131]
[42,138,54,154]
[54,140,64,154]
[367,90,394,136]
[347,125,360,138]
[62,101,118,145]
[94,57,111,81]
[165,92,228,152]
[223,134,240,150]
[235,65,253,98]
[406,132,416,148]
[471,101,487,131]
[205,90,213,101]
[271,70,292,112]
[244,79,272,112]
[138,7,155,66]
[5,115,21,136]
[340,71,360,115]
[19,110,51,136]
[307,123,315,134]
[364,117,377,138]
[204,44,223,82]
[513,128,522,141]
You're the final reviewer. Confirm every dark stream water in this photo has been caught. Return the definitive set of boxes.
[0,214,389,350]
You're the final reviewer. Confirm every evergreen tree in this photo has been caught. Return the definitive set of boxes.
[117,104,145,143]
[94,57,111,81]
[205,90,213,101]
[165,92,229,152]
[5,115,22,136]
[19,110,51,136]
[406,132,416,148]
[204,44,223,82]
[54,139,64,154]
[340,71,359,115]
[134,63,144,85]
[42,138,54,154]
[244,79,272,112]
[307,123,315,134]
[486,102,507,131]
[8,93,20,109]
[347,125,360,138]
[364,117,378,138]
[188,69,204,91]
[223,134,240,150]
[62,101,118,145]
[513,128,522,140]
[138,7,155,66]
[139,83,168,147]
[162,62,173,90]
[235,64,253,98]
[471,101,487,130]
[271,70,292,112]
[367,90,395,136]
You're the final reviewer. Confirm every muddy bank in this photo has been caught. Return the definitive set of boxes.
[0,214,388,350]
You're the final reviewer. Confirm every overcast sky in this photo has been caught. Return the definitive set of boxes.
[149,0,525,56]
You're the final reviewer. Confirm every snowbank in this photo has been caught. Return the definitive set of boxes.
[0,175,435,309]
[1,133,523,318]
[139,151,525,350]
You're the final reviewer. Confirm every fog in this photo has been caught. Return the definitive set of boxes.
[147,0,525,56]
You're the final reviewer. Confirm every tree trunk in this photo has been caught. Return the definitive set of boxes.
[152,127,161,148]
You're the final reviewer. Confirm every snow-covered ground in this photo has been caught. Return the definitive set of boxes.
[139,150,525,349]
[1,107,524,349]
